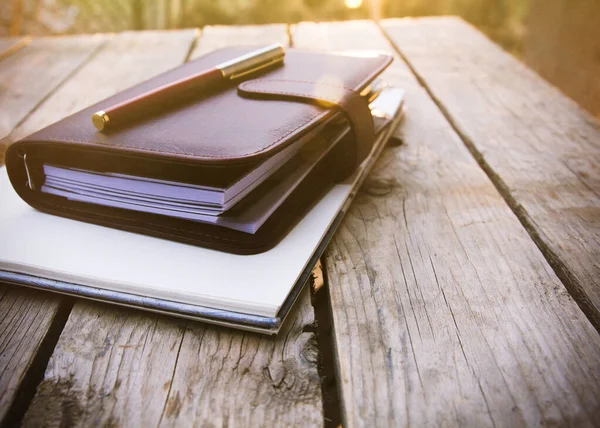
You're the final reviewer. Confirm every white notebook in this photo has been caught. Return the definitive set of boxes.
[0,87,404,334]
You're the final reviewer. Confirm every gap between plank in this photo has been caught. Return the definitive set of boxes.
[2,36,109,148]
[1,296,75,428]
[376,22,600,332]
[309,258,343,428]
[285,24,293,48]
[183,28,201,62]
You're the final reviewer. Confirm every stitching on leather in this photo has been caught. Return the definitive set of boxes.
[32,111,323,159]
[21,56,391,246]
[27,57,389,159]
[240,86,359,107]
[243,89,350,106]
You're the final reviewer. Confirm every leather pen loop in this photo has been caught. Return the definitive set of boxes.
[238,79,375,168]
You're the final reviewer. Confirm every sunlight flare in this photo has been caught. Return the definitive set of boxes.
[345,0,363,9]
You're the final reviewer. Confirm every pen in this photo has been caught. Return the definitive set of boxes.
[92,43,286,132]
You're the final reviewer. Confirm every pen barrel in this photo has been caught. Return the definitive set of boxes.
[97,68,225,131]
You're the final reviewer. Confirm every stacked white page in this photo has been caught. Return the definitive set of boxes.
[41,121,349,234]
[41,117,333,215]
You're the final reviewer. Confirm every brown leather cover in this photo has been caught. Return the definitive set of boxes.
[5,47,392,254]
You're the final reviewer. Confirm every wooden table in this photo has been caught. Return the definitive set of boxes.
[1,18,600,427]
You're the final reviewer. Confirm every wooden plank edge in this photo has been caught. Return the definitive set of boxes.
[0,36,31,62]
[0,34,111,165]
[0,293,74,427]
[1,30,200,425]
[293,19,600,427]
[377,17,600,331]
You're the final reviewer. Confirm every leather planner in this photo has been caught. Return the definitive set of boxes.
[5,47,393,254]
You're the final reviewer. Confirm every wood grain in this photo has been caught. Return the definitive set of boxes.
[293,20,600,427]
[0,35,105,162]
[381,17,600,329]
[0,30,196,425]
[22,297,320,427]
[0,36,30,61]
[21,26,323,428]
[0,286,60,422]
[0,34,106,424]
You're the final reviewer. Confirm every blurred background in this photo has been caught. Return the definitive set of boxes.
[2,0,599,117]
[2,0,529,53]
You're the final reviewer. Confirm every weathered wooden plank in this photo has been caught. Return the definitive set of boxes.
[0,36,30,61]
[381,17,600,329]
[293,20,600,427]
[0,286,61,423]
[0,30,196,426]
[0,35,106,162]
[10,30,196,142]
[22,25,323,428]
[22,298,320,427]
[0,34,108,425]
